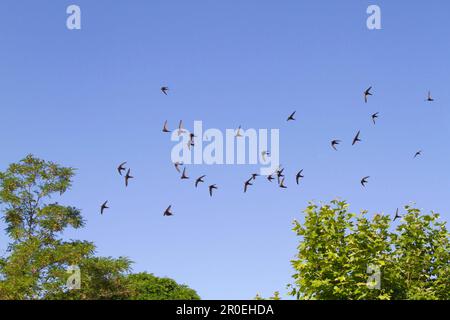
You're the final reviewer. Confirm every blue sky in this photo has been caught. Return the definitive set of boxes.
[0,0,449,299]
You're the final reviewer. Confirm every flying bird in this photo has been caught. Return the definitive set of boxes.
[164,205,173,217]
[162,120,171,133]
[372,112,379,125]
[267,175,275,182]
[244,178,253,193]
[236,126,243,138]
[426,91,434,102]
[117,162,127,176]
[394,208,402,221]
[352,131,362,146]
[174,162,183,173]
[125,169,134,187]
[209,184,218,197]
[195,175,206,188]
[161,86,169,95]
[414,150,422,159]
[331,140,341,151]
[279,178,287,189]
[361,176,370,187]
[287,111,296,121]
[189,133,196,145]
[251,173,259,180]
[187,133,196,150]
[296,170,304,185]
[100,201,109,215]
[276,167,285,184]
[364,86,373,103]
[178,120,186,136]
[181,167,189,180]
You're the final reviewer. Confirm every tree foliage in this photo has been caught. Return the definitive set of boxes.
[289,200,450,300]
[125,272,200,300]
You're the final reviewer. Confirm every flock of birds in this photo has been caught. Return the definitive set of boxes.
[100,86,436,221]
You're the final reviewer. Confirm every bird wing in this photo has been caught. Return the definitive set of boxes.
[353,132,360,144]
[289,111,296,119]
[163,121,170,131]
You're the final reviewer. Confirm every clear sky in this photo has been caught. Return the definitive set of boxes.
[0,0,449,299]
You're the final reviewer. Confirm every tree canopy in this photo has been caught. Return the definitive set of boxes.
[126,272,200,300]
[289,200,450,300]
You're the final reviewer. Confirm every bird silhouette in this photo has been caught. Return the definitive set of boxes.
[100,201,109,215]
[161,86,169,95]
[276,168,285,184]
[426,91,434,102]
[296,170,304,185]
[361,176,370,187]
[251,173,259,180]
[164,205,173,216]
[364,87,372,103]
[331,140,341,151]
[244,178,253,193]
[178,120,186,136]
[209,184,218,197]
[267,175,275,182]
[125,169,134,187]
[372,112,379,125]
[181,167,189,180]
[189,133,195,141]
[352,131,362,146]
[287,111,296,121]
[195,175,206,187]
[414,150,422,159]
[117,162,127,176]
[162,120,171,133]
[394,208,402,221]
[279,178,287,189]
[235,126,243,138]
[187,133,196,150]
[174,162,183,173]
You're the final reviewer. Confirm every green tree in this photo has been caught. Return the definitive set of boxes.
[125,272,200,300]
[0,155,131,299]
[289,200,450,300]
[44,257,133,300]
